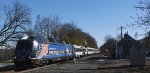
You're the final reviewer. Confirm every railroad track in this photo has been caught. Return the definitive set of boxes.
[0,61,67,73]
[0,54,100,73]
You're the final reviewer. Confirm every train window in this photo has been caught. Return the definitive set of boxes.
[16,40,33,50]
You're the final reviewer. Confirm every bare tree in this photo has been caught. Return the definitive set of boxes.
[130,0,150,34]
[34,15,98,48]
[57,23,98,48]
[0,1,31,46]
[34,15,61,42]
[104,34,113,42]
[100,34,116,57]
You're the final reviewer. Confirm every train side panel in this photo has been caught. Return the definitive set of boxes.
[42,44,73,62]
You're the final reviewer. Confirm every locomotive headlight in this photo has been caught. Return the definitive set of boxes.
[33,40,38,46]
[14,57,17,59]
[33,40,38,49]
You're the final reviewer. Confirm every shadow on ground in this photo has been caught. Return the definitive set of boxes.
[86,56,110,60]
[0,65,14,72]
[80,65,133,70]
[80,65,146,71]
[97,65,132,70]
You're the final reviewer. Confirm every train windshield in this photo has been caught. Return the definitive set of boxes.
[15,40,33,59]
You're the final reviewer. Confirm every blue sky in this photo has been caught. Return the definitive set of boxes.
[1,0,144,47]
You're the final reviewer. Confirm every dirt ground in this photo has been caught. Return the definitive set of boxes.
[1,54,150,73]
[22,55,150,73]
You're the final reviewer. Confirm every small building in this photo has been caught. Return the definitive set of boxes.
[130,44,146,66]
[114,33,145,59]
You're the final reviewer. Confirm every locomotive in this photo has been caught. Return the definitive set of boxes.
[14,36,99,70]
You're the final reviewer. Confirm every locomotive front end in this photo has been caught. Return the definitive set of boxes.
[14,39,34,70]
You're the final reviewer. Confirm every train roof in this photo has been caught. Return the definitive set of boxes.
[22,36,49,44]
[73,45,85,49]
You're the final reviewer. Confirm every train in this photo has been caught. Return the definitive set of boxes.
[73,45,99,58]
[14,36,99,70]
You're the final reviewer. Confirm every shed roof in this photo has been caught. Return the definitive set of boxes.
[115,33,144,48]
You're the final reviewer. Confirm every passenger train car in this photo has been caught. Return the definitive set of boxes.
[73,45,99,58]
[14,36,99,70]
